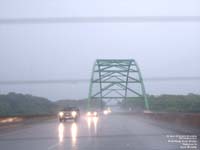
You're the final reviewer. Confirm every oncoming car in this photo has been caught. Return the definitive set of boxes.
[86,111,98,117]
[58,107,80,122]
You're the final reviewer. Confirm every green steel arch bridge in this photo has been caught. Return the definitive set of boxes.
[88,59,149,110]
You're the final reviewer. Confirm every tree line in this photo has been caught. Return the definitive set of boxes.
[0,92,200,116]
[121,93,200,112]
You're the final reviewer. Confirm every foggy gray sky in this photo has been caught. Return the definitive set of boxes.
[0,0,200,100]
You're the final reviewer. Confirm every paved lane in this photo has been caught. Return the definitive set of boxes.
[0,114,199,150]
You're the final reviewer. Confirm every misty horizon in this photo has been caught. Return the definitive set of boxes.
[0,0,199,100]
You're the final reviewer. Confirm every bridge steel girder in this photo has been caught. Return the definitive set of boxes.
[88,59,149,110]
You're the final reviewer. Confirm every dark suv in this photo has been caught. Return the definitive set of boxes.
[58,107,80,122]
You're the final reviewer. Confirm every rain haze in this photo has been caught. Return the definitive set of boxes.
[0,0,200,100]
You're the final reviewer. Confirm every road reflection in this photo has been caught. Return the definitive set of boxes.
[58,122,78,147]
[57,117,99,148]
[87,117,92,129]
[58,123,64,143]
[86,117,99,134]
[71,122,78,147]
[93,117,99,134]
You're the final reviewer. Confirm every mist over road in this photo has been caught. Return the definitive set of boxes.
[0,113,199,150]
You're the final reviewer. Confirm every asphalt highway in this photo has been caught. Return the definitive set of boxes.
[0,113,199,150]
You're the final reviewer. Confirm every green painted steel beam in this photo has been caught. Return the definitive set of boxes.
[91,97,144,99]
[134,61,150,110]
[92,81,140,83]
[94,70,138,72]
[88,59,149,110]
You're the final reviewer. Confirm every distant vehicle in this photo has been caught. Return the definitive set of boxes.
[58,107,80,122]
[103,107,112,115]
[87,111,98,117]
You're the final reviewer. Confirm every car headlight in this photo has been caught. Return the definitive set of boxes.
[59,112,64,117]
[93,112,97,116]
[87,112,91,116]
[71,111,77,118]
[103,110,108,115]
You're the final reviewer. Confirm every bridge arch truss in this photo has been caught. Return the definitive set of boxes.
[88,59,149,110]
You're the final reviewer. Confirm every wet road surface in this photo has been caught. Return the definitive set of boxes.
[0,113,199,150]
